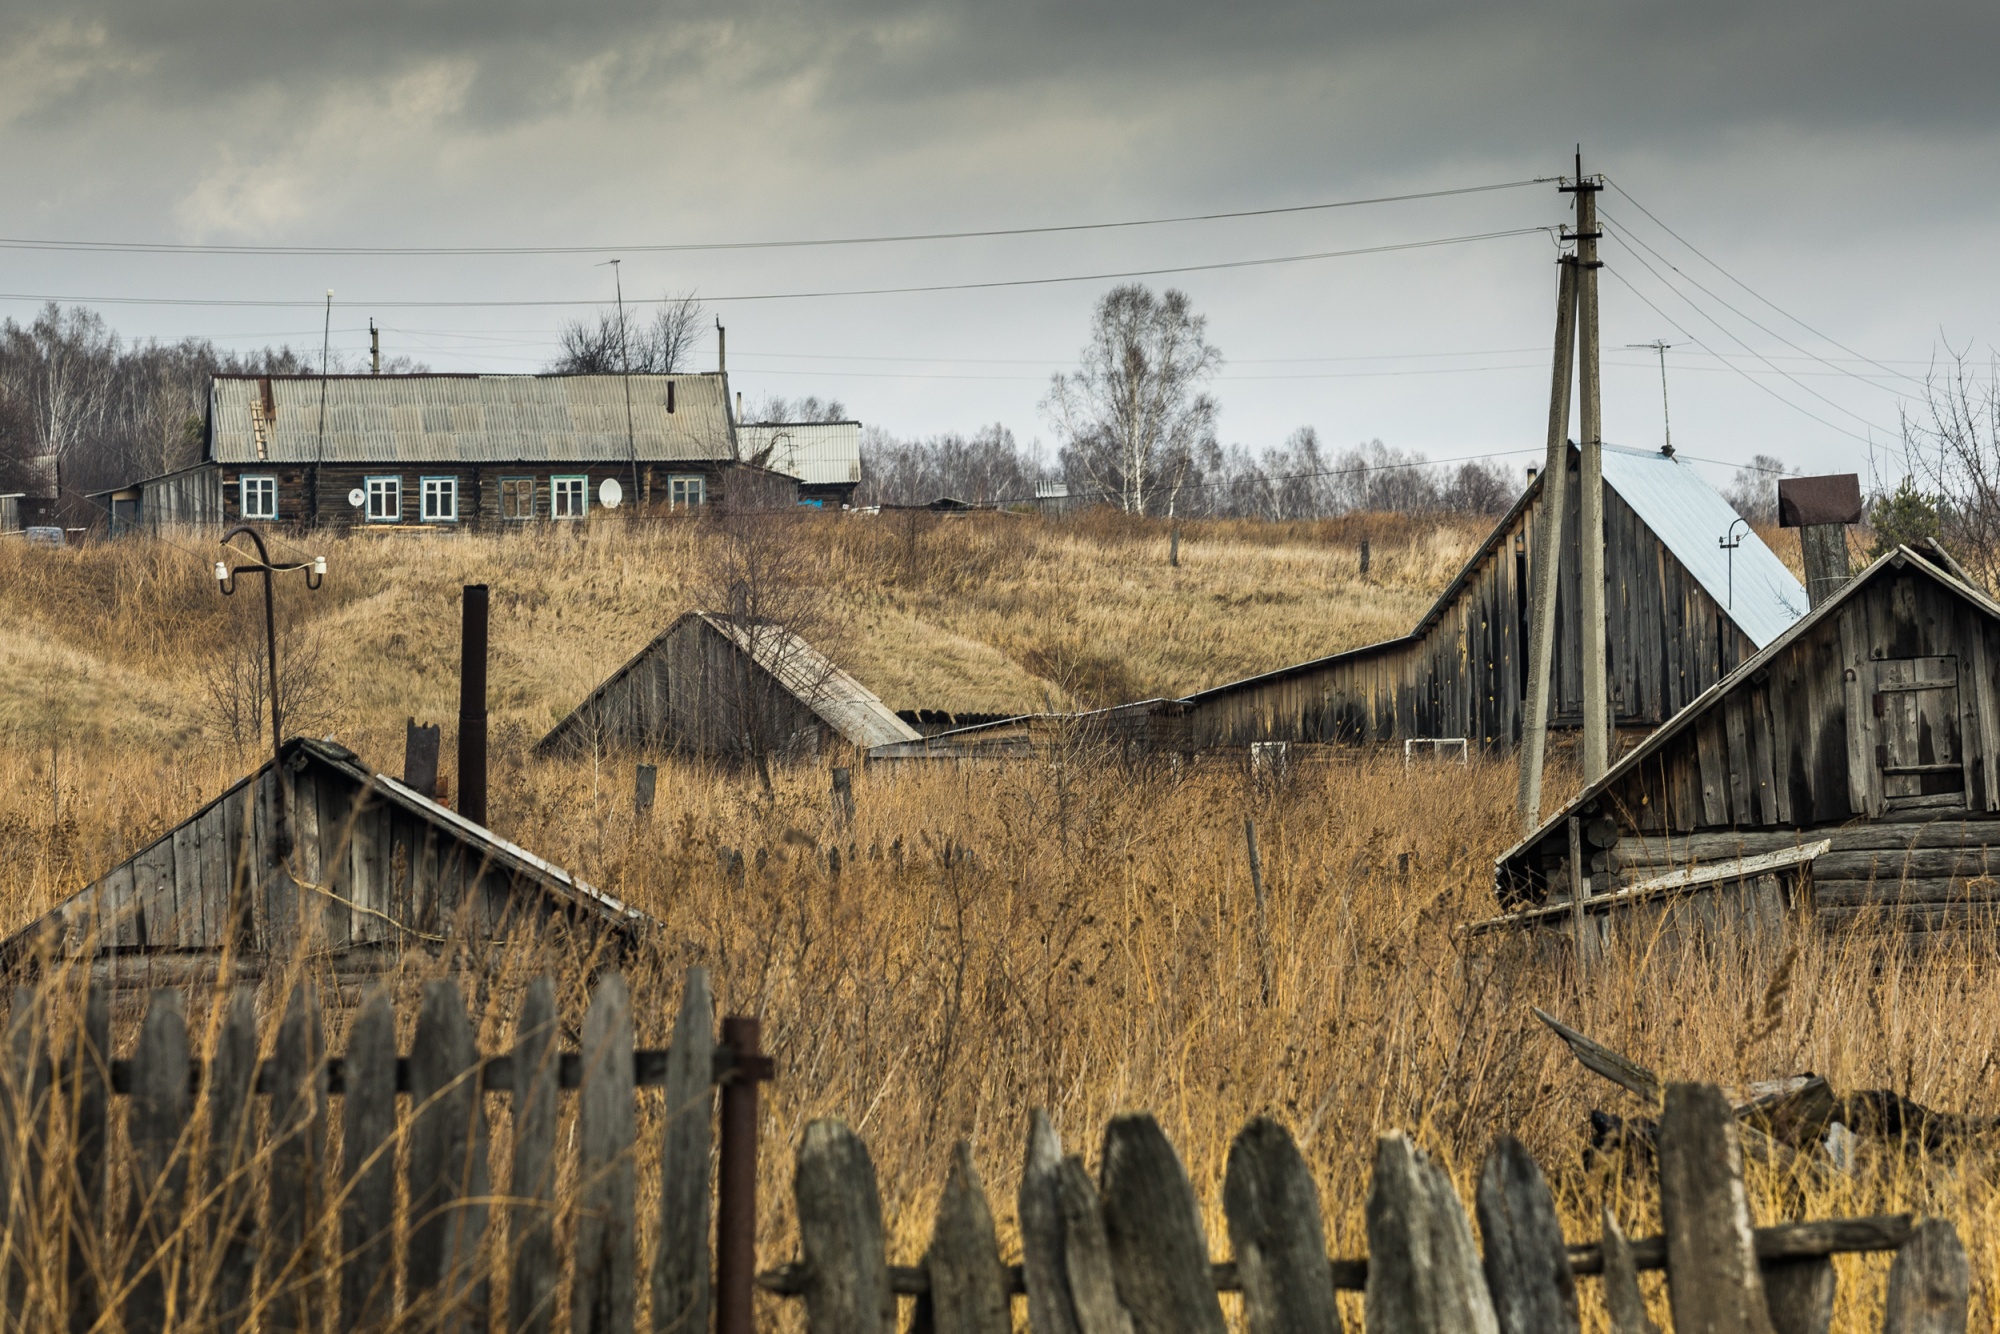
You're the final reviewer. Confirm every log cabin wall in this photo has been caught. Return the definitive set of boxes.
[210,462,775,529]
[1180,461,1759,752]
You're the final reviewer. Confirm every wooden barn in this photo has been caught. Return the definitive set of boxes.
[1173,444,1805,752]
[2,737,644,990]
[880,444,1806,763]
[537,611,920,761]
[1482,542,2000,947]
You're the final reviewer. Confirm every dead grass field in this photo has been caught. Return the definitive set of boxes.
[0,510,1964,1333]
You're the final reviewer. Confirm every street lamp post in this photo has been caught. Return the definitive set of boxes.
[216,525,324,862]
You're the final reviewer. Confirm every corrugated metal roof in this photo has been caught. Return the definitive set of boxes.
[1600,445,1806,647]
[738,422,862,487]
[210,373,736,465]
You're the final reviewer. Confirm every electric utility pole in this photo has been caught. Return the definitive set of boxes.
[1564,151,1610,783]
[602,258,640,505]
[1629,340,1674,454]
[1517,251,1579,830]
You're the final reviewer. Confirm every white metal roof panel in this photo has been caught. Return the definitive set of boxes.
[738,422,862,487]
[1599,445,1806,648]
[210,373,737,465]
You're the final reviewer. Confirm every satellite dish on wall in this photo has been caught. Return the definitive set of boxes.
[599,478,624,509]
[347,488,366,508]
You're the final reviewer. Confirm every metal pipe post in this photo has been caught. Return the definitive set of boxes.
[717,1016,765,1334]
[458,585,489,825]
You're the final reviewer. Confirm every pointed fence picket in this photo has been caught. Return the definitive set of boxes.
[0,968,751,1333]
[0,968,1974,1334]
[766,1087,1966,1334]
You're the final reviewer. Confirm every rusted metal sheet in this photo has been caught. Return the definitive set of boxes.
[1777,474,1864,528]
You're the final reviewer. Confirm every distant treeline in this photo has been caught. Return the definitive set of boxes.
[858,423,1524,518]
[0,303,423,502]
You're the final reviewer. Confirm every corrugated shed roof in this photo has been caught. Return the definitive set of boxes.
[209,373,736,465]
[700,614,921,748]
[738,422,862,487]
[1600,445,1805,647]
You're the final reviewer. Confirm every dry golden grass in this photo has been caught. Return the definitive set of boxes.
[0,512,1985,1331]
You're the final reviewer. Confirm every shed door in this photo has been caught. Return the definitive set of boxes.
[1874,656,1965,808]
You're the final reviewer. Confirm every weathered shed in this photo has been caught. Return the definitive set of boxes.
[2,737,643,988]
[537,611,920,761]
[737,420,863,507]
[868,699,1190,762]
[1486,543,2000,944]
[1175,445,1804,752]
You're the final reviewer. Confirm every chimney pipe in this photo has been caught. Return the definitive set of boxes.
[716,320,726,374]
[458,585,489,825]
[1777,474,1863,609]
[736,391,743,424]
[370,319,380,375]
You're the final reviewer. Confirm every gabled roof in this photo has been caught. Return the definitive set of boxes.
[1492,544,1995,876]
[3,736,645,962]
[738,422,862,487]
[542,612,921,753]
[1180,445,1806,708]
[209,373,736,465]
[1598,446,1803,646]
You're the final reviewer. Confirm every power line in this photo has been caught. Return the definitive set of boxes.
[0,179,1549,258]
[1601,265,1880,448]
[1601,209,1922,397]
[1600,230,1895,438]
[0,227,1551,310]
[1605,179,1926,390]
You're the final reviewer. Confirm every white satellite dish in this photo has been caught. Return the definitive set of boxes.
[599,477,624,509]
[347,488,366,508]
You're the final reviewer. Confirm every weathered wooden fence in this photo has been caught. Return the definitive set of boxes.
[0,965,1973,1333]
[761,1086,1966,1334]
[0,967,762,1333]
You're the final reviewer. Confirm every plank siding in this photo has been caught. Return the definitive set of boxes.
[3,739,641,986]
[1180,462,1762,752]
[1497,552,2000,930]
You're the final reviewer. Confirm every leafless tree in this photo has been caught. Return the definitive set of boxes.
[693,513,844,793]
[201,620,338,752]
[1900,347,2000,590]
[857,423,1047,505]
[742,393,849,424]
[1045,285,1221,515]
[1721,454,1794,523]
[0,304,117,499]
[549,292,706,374]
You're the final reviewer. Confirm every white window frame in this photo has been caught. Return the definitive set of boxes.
[500,476,536,521]
[551,475,588,519]
[668,474,707,509]
[365,476,402,524]
[421,476,459,523]
[240,474,279,521]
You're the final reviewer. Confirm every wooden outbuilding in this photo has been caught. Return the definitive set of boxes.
[2,737,644,989]
[536,611,920,761]
[1482,543,2000,946]
[1173,444,1805,752]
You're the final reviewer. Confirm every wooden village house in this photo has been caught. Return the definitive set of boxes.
[1480,542,2000,949]
[88,372,821,532]
[879,444,1807,761]
[1,737,645,991]
[536,611,920,762]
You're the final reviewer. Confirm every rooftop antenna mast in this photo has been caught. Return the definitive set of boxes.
[1629,340,1675,455]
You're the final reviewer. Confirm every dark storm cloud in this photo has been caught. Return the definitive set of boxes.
[10,0,2000,147]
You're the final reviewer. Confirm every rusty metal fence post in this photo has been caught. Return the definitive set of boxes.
[718,1017,772,1334]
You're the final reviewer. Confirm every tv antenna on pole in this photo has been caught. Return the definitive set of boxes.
[1628,339,1676,455]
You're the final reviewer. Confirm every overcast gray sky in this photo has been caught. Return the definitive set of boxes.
[5,0,1997,487]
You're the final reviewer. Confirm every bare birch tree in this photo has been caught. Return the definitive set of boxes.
[550,292,706,374]
[1899,346,2000,591]
[1044,285,1221,514]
